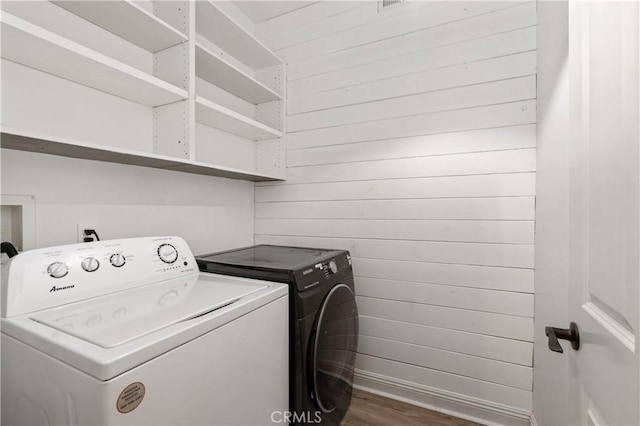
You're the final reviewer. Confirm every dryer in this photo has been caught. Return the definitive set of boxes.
[196,245,359,425]
[1,237,289,425]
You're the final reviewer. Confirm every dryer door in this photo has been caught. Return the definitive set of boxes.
[309,283,359,413]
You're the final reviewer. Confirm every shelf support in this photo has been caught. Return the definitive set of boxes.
[154,101,189,159]
[154,42,189,90]
[255,63,286,179]
[154,1,188,36]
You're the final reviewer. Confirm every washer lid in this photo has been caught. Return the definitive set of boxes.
[197,245,343,272]
[30,274,267,348]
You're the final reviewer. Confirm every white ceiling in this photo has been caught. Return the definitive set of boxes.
[234,1,317,24]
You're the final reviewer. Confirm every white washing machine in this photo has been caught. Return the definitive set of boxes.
[1,236,289,425]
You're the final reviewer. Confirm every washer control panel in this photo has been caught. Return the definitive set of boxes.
[2,236,198,317]
[291,251,352,292]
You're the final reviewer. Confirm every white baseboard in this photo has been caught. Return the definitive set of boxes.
[529,413,539,426]
[354,370,532,426]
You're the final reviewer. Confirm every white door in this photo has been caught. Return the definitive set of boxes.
[567,1,640,425]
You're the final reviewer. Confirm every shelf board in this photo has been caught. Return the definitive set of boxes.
[52,1,187,53]
[168,161,283,182]
[196,0,282,70]
[195,96,282,141]
[0,128,284,182]
[195,40,282,105]
[0,12,188,107]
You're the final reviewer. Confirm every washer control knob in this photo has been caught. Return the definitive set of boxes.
[110,253,126,268]
[81,257,100,272]
[329,260,338,274]
[47,261,69,278]
[157,243,178,264]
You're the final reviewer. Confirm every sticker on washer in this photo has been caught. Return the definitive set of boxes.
[117,382,145,414]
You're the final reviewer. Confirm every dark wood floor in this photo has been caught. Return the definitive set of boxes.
[341,389,481,426]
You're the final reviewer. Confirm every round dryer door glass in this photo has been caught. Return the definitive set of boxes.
[310,283,359,413]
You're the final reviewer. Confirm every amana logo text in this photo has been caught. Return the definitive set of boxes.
[50,284,75,293]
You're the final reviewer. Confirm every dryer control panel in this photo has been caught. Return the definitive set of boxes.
[293,251,352,292]
[2,236,198,317]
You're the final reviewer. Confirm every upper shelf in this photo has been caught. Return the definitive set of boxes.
[1,128,285,182]
[195,39,282,105]
[52,1,187,53]
[196,0,282,70]
[0,12,187,107]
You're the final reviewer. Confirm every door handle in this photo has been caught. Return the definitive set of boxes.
[545,322,580,353]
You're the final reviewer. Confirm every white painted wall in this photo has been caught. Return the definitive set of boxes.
[0,149,254,255]
[533,2,570,425]
[254,1,536,423]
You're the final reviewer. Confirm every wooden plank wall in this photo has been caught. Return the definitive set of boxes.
[254,0,536,415]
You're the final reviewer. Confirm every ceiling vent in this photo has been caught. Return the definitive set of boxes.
[378,0,406,12]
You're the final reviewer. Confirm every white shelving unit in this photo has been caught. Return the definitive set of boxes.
[193,0,286,179]
[0,12,187,107]
[0,1,287,182]
[51,1,187,52]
